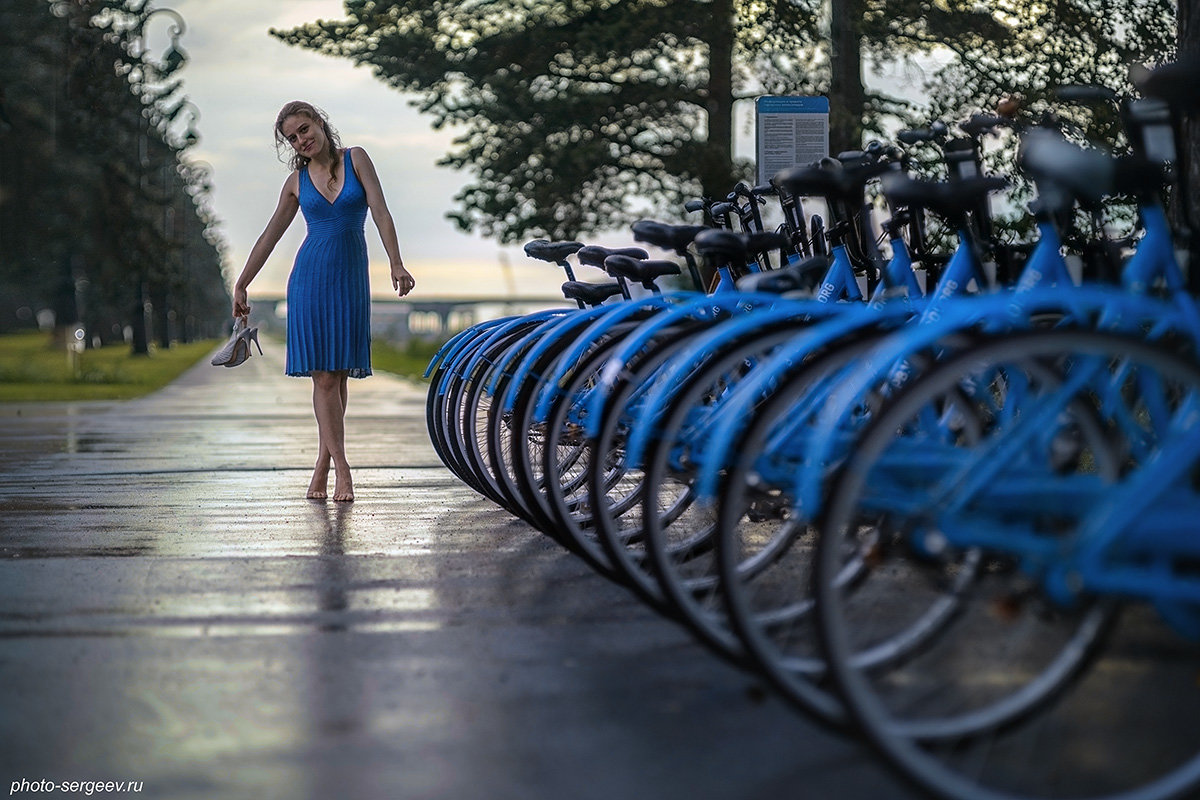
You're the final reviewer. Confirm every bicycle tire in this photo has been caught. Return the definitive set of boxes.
[709,322,916,723]
[814,328,1200,800]
[585,317,725,611]
[635,321,854,662]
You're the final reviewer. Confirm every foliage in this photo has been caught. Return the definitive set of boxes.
[274,0,751,241]
[918,1,1175,143]
[273,0,1080,244]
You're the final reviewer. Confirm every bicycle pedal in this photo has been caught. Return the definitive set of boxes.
[746,497,788,522]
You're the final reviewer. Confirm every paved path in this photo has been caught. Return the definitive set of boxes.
[0,337,916,800]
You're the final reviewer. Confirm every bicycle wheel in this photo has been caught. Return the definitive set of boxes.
[508,310,662,561]
[636,320,864,663]
[710,323,916,723]
[444,321,543,503]
[425,327,480,470]
[585,319,716,611]
[425,321,512,472]
[429,331,502,493]
[539,325,654,580]
[487,312,609,536]
[814,329,1200,800]
[457,320,559,518]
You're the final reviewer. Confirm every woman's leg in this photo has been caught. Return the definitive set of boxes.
[308,370,354,501]
[307,374,352,499]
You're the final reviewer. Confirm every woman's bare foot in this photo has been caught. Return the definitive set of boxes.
[307,461,330,500]
[333,466,354,502]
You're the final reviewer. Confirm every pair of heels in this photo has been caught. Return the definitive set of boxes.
[211,316,263,367]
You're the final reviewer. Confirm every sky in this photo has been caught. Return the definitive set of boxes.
[159,0,607,301]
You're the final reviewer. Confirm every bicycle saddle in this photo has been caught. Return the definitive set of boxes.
[881,173,1009,226]
[692,229,789,262]
[560,280,625,306]
[631,220,706,255]
[1136,58,1200,112]
[576,244,649,268]
[1020,130,1161,207]
[737,256,828,294]
[524,239,584,263]
[772,158,896,202]
[603,255,681,289]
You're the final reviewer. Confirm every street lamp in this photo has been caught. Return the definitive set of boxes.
[175,158,216,344]
[148,99,202,348]
[122,2,190,355]
[128,5,188,168]
[128,3,187,83]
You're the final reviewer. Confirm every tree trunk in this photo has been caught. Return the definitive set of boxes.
[130,278,150,356]
[1177,0,1200,289]
[829,0,865,155]
[154,282,172,349]
[702,0,736,198]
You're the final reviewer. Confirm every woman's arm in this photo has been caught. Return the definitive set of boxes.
[350,146,415,297]
[232,173,300,318]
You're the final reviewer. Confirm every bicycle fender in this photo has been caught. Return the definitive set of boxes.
[498,305,614,413]
[621,298,837,468]
[424,317,515,379]
[797,287,1198,517]
[691,303,911,504]
[583,292,822,439]
[458,308,571,386]
[531,296,680,421]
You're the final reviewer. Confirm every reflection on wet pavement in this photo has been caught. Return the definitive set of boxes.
[0,341,913,800]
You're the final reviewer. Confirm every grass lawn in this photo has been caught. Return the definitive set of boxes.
[0,332,221,402]
[371,338,441,383]
[0,331,442,402]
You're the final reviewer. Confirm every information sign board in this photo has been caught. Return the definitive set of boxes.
[755,96,830,184]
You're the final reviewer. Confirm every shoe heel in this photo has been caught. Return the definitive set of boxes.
[224,338,250,368]
[249,329,263,355]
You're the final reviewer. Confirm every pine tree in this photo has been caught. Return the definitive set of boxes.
[274,0,1174,243]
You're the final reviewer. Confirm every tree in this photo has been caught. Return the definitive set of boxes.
[1175,0,1200,263]
[274,1,1174,244]
[914,1,1174,134]
[0,0,228,348]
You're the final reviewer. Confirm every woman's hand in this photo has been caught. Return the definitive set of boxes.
[392,263,415,297]
[232,286,251,319]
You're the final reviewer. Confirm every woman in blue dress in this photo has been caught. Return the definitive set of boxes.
[232,101,415,502]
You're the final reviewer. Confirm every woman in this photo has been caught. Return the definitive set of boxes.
[232,101,415,502]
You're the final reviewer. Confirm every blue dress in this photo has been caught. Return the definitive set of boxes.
[286,148,372,379]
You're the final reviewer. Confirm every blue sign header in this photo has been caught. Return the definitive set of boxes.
[756,96,830,114]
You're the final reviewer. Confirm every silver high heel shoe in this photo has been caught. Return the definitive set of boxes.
[224,327,263,368]
[212,317,263,367]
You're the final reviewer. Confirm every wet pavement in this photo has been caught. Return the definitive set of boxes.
[0,337,917,800]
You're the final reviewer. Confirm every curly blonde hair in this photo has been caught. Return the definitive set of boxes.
[274,101,343,192]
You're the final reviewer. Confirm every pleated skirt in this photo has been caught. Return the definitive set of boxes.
[285,228,372,379]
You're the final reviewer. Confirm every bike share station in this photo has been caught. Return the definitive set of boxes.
[424,63,1200,800]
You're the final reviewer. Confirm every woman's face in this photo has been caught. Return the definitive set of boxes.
[280,113,325,158]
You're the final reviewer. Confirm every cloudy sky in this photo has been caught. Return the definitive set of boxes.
[161,0,617,301]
